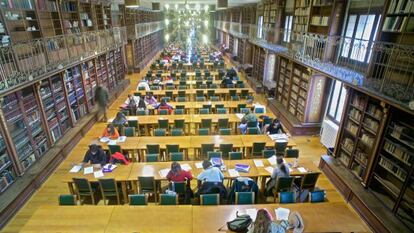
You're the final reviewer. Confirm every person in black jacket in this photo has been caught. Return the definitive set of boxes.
[266,119,285,134]
[82,144,108,166]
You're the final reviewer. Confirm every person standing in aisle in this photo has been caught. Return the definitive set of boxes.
[94,85,109,122]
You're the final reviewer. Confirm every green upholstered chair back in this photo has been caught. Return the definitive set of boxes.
[235,192,255,205]
[59,194,77,205]
[200,194,220,205]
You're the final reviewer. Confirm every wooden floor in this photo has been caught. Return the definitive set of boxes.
[1,56,371,233]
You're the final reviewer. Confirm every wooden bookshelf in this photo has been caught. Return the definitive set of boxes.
[81,59,97,111]
[106,49,116,91]
[102,4,111,29]
[0,9,10,46]
[96,54,108,89]
[111,3,124,27]
[228,34,234,54]
[276,56,293,107]
[114,47,125,83]
[293,0,310,36]
[78,1,94,32]
[94,3,104,30]
[63,65,88,123]
[381,0,414,44]
[334,89,388,183]
[0,0,42,42]
[39,74,71,143]
[252,45,265,82]
[60,0,80,34]
[237,38,245,64]
[36,0,62,37]
[0,131,16,193]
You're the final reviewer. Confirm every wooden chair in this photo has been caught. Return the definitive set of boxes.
[159,194,178,205]
[138,176,157,202]
[273,177,295,203]
[98,178,121,205]
[235,192,255,205]
[59,194,77,206]
[128,194,148,205]
[72,178,98,205]
[200,194,220,205]
[279,191,296,203]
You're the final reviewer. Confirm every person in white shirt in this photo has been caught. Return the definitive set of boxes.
[197,160,224,186]
[137,79,150,91]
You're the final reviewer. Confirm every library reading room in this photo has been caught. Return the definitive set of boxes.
[0,0,413,232]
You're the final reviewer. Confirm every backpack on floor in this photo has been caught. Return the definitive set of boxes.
[226,211,252,233]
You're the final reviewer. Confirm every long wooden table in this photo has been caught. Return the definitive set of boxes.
[20,203,368,232]
[133,88,254,101]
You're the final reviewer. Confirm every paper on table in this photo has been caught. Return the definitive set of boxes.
[117,136,127,143]
[265,166,274,175]
[181,163,192,171]
[108,140,117,145]
[195,162,203,169]
[235,113,244,119]
[84,166,94,174]
[159,168,171,178]
[253,159,264,167]
[69,165,82,173]
[246,208,258,221]
[100,137,110,143]
[275,207,290,221]
[129,116,138,121]
[228,169,240,177]
[93,170,104,178]
[289,167,293,172]
[267,155,277,165]
[107,118,114,123]
[298,167,307,173]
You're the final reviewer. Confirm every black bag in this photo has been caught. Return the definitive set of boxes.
[226,211,252,233]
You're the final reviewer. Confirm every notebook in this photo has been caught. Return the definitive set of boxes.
[235,164,250,173]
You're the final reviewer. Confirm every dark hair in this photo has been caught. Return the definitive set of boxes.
[252,209,272,233]
[202,160,212,169]
[89,144,99,153]
[107,124,116,135]
[138,99,146,109]
[116,112,125,119]
[170,162,182,176]
[277,158,289,174]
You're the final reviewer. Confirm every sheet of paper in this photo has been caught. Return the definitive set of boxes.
[94,170,104,178]
[107,118,114,123]
[108,140,117,145]
[117,136,127,143]
[103,164,117,170]
[267,155,277,165]
[298,167,307,173]
[83,166,93,175]
[195,162,203,169]
[246,208,258,221]
[129,116,138,121]
[235,113,244,119]
[99,137,110,143]
[275,207,290,221]
[289,167,293,172]
[69,165,82,173]
[265,166,274,175]
[228,169,240,177]
[253,159,264,167]
[181,163,192,171]
[159,168,170,178]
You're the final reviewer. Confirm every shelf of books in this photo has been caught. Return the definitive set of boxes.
[36,0,62,37]
[228,34,234,54]
[1,86,49,172]
[114,47,125,83]
[241,5,256,34]
[94,3,104,30]
[96,54,108,89]
[308,0,333,34]
[39,74,71,143]
[0,9,10,46]
[335,89,387,183]
[79,1,94,32]
[0,0,42,42]
[276,56,292,107]
[381,0,414,44]
[252,45,265,82]
[0,132,16,193]
[102,4,111,29]
[63,65,88,123]
[106,49,116,91]
[369,107,414,228]
[238,38,245,64]
[110,3,124,27]
[81,59,97,111]
[60,0,80,34]
[293,0,310,39]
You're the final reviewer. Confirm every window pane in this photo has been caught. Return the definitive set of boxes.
[328,81,341,117]
[341,38,352,57]
[257,16,263,38]
[335,86,347,122]
[355,15,367,39]
[345,15,357,37]
[362,15,375,40]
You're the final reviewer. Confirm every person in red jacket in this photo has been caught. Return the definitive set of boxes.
[166,162,193,182]
[156,98,174,114]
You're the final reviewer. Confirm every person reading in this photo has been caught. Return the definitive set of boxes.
[265,158,290,196]
[101,124,120,139]
[82,144,107,167]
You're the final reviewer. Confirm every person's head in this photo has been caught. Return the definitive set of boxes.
[138,99,146,109]
[107,124,116,134]
[277,157,288,174]
[146,92,153,98]
[116,112,125,119]
[170,162,182,175]
[160,98,167,105]
[272,118,280,126]
[89,144,99,155]
[202,160,212,170]
[252,209,273,233]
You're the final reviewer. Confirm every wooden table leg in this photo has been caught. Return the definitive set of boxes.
[132,180,138,194]
[121,181,128,203]
[67,182,74,194]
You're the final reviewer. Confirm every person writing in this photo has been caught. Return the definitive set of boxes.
[144,92,158,107]
[82,144,107,166]
[137,79,150,91]
[238,109,258,134]
[112,112,128,126]
[156,98,174,114]
[266,119,285,134]
[137,98,148,115]
[101,124,120,139]
[265,158,290,196]
[197,160,224,186]
[166,162,193,182]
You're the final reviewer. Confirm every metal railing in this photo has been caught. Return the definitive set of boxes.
[0,27,127,94]
[130,21,164,40]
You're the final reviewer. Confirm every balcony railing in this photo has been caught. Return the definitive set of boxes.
[215,21,414,108]
[0,27,127,95]
[128,21,164,40]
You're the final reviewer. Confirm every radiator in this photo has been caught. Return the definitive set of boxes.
[320,119,339,149]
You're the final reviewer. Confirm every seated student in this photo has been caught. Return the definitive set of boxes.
[82,144,107,166]
[265,158,290,196]
[167,162,193,182]
[112,112,128,126]
[136,98,148,115]
[125,94,139,115]
[238,109,258,134]
[247,209,288,233]
[266,118,285,135]
[101,124,120,139]
[155,98,174,114]
[137,79,150,91]
[197,160,224,185]
[220,76,234,87]
[144,92,158,107]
